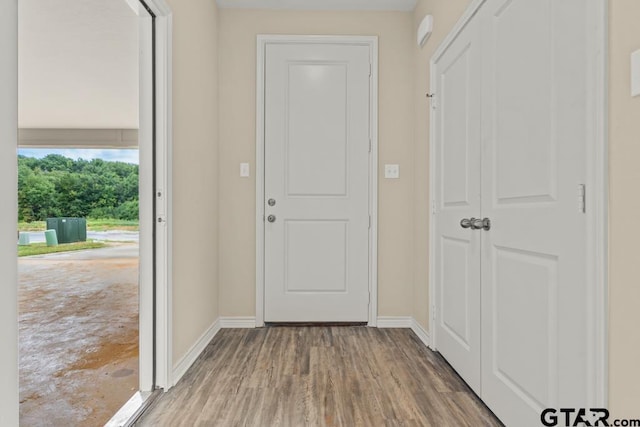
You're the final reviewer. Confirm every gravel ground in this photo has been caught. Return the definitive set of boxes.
[19,243,139,427]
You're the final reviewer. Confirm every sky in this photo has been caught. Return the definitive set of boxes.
[18,148,139,165]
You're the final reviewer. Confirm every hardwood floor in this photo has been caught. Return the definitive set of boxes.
[136,327,502,426]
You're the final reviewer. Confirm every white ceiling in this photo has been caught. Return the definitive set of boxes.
[216,0,417,12]
[18,0,139,129]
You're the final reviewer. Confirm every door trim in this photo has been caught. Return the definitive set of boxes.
[427,0,609,407]
[144,0,173,391]
[585,0,609,407]
[129,0,174,391]
[1,0,18,423]
[255,35,379,327]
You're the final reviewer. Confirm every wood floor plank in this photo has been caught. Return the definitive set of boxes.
[136,327,502,427]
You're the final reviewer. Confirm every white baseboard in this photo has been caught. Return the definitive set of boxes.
[411,318,431,348]
[376,316,413,328]
[219,316,256,328]
[172,318,221,386]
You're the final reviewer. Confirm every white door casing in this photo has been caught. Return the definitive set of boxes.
[127,0,173,391]
[136,2,154,393]
[432,13,483,395]
[144,0,174,390]
[257,36,378,325]
[429,0,608,425]
[1,0,19,424]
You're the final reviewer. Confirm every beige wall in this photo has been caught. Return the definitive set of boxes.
[608,0,640,416]
[167,0,220,367]
[411,0,471,331]
[217,9,415,318]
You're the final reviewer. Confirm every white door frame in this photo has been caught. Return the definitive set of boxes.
[1,0,173,422]
[427,0,609,407]
[1,0,19,424]
[135,0,174,391]
[255,35,379,327]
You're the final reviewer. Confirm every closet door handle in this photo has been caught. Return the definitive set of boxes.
[470,218,484,230]
[461,217,491,230]
[470,217,491,231]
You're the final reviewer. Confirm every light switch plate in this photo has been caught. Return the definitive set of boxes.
[632,50,640,97]
[240,163,250,177]
[384,164,400,179]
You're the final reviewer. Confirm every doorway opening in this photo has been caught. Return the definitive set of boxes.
[17,1,147,425]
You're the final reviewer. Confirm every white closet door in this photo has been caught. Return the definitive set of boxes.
[480,0,589,425]
[433,17,483,394]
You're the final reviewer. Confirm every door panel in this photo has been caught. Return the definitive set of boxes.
[493,0,556,203]
[284,220,348,293]
[492,246,558,409]
[481,0,588,425]
[441,237,472,347]
[264,43,371,322]
[434,16,482,394]
[287,62,348,197]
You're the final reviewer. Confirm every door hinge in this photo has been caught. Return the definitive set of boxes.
[369,63,372,77]
[578,184,586,213]
[431,199,437,215]
[368,215,371,229]
[368,137,372,153]
[431,304,436,320]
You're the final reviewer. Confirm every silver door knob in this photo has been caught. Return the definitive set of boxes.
[267,215,276,223]
[268,198,276,207]
[460,218,472,228]
[470,218,483,230]
[470,217,491,231]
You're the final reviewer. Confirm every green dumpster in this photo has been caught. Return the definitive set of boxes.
[46,218,87,244]
[45,229,58,247]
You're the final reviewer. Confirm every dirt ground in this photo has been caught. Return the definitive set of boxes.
[19,243,139,427]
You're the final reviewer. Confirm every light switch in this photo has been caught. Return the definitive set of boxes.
[384,164,400,179]
[240,163,250,177]
[632,50,640,97]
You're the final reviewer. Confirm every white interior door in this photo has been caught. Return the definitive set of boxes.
[480,0,589,425]
[433,17,483,394]
[263,42,371,322]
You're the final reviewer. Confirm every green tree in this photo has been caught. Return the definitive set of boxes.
[18,154,139,222]
[38,154,73,172]
[18,169,59,222]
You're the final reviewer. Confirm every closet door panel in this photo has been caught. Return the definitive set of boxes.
[433,15,483,395]
[480,0,589,425]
